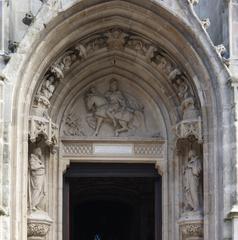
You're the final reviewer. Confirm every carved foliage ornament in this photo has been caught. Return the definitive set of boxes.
[27,211,53,240]
[181,222,203,238]
[29,116,58,147]
[174,117,202,143]
[34,28,198,119]
[27,222,50,238]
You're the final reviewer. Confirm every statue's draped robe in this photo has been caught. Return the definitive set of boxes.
[28,154,46,210]
[184,156,202,211]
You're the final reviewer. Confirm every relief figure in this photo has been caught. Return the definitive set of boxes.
[173,77,199,120]
[40,75,56,100]
[85,79,145,137]
[105,79,128,127]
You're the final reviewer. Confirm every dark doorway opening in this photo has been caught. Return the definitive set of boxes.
[63,163,162,240]
[75,199,134,240]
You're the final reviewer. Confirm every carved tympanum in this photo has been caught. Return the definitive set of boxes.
[183,150,202,213]
[85,79,145,137]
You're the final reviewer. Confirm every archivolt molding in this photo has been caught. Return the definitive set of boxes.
[31,27,201,127]
[28,26,204,145]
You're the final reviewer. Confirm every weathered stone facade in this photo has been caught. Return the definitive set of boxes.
[0,0,237,239]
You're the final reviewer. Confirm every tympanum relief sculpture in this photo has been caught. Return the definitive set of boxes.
[85,79,145,137]
[61,79,163,138]
[63,113,85,136]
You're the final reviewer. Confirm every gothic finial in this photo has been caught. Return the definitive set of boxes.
[215,44,230,66]
[8,41,19,53]
[188,0,199,6]
[215,44,226,57]
[22,11,34,26]
[201,18,210,30]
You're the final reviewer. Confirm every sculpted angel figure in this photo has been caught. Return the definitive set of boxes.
[173,77,199,120]
[183,150,202,212]
[40,75,56,100]
[28,147,46,211]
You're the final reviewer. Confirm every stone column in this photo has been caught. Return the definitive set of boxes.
[0,79,9,240]
[229,80,238,239]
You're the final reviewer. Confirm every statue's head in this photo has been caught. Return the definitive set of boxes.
[33,147,42,159]
[188,149,196,159]
[110,79,119,91]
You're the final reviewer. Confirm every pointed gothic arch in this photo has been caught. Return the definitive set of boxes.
[3,1,232,240]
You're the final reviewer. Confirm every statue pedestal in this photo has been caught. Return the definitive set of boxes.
[178,212,203,240]
[27,210,53,240]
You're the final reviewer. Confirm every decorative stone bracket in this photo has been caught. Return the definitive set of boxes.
[27,210,53,240]
[29,115,58,148]
[178,214,203,239]
[174,117,203,143]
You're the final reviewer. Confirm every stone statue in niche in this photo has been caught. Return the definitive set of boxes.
[85,79,145,137]
[28,147,46,212]
[183,150,202,213]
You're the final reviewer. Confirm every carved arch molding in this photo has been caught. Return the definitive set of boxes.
[27,27,203,239]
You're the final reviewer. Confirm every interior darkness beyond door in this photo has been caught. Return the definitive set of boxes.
[63,163,162,240]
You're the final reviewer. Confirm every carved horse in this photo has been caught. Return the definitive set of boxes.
[85,94,145,137]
